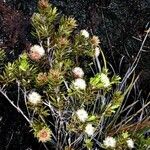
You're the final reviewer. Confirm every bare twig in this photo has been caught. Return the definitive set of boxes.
[0,87,31,124]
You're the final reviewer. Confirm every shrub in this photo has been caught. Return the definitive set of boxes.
[0,0,149,149]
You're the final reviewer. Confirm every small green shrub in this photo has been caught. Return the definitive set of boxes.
[0,0,149,149]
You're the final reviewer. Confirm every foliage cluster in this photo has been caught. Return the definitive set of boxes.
[0,1,149,149]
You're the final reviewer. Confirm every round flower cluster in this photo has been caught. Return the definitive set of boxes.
[73,78,86,90]
[126,139,134,149]
[28,91,42,105]
[72,67,84,78]
[103,136,134,149]
[80,29,89,38]
[36,72,48,85]
[103,136,116,148]
[100,73,110,87]
[76,108,88,122]
[72,67,86,90]
[29,45,45,61]
[38,0,49,10]
[85,123,95,136]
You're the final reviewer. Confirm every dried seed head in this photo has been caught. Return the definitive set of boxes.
[36,72,48,85]
[37,127,51,143]
[48,69,63,83]
[58,37,69,47]
[91,36,100,46]
[38,0,49,9]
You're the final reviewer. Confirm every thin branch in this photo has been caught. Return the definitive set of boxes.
[0,87,31,124]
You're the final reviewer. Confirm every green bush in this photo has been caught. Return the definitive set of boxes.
[0,1,149,149]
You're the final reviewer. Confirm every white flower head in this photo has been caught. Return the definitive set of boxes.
[127,139,134,149]
[29,45,45,61]
[28,91,42,105]
[76,109,88,122]
[73,78,86,90]
[80,29,89,38]
[30,45,45,56]
[85,124,95,136]
[103,136,116,148]
[72,67,84,78]
[95,47,100,57]
[100,73,110,87]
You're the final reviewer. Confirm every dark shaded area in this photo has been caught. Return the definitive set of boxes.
[0,0,149,149]
[0,95,43,150]
[51,0,150,90]
[0,1,32,61]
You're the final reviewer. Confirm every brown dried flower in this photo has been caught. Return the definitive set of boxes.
[36,72,48,85]
[37,127,51,143]
[38,0,49,10]
[91,36,100,47]
[48,69,63,83]
[58,37,69,47]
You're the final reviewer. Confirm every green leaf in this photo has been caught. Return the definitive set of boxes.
[84,139,93,149]
[87,115,97,122]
